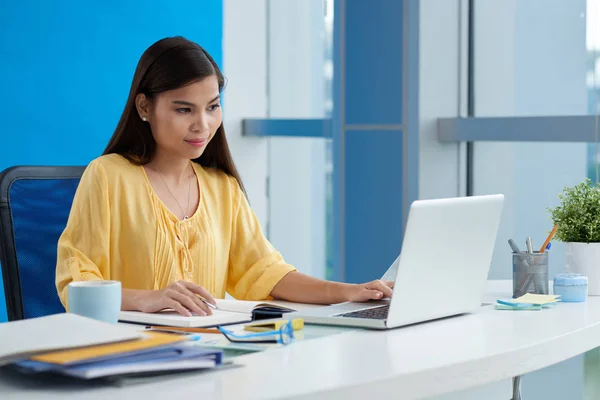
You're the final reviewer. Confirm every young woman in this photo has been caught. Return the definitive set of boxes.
[55,36,393,317]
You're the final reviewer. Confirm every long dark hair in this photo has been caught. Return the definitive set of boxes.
[103,36,245,194]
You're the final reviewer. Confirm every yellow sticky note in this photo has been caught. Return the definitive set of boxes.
[514,293,560,305]
[244,319,304,332]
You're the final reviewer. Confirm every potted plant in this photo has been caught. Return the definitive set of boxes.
[548,178,600,295]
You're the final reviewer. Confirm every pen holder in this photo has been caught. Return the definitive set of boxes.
[512,251,549,298]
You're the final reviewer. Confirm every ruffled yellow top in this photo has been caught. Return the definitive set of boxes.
[55,153,296,309]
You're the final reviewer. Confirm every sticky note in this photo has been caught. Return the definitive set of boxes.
[513,293,560,305]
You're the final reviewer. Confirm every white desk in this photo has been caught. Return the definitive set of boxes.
[1,280,599,400]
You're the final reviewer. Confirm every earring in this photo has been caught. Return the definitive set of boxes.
[142,116,147,122]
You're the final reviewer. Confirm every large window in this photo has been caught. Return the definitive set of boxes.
[466,2,598,397]
[265,0,332,279]
[472,0,590,281]
[587,0,600,179]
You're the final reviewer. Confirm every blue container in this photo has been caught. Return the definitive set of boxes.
[553,273,588,302]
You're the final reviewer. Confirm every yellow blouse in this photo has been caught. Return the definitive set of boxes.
[55,154,296,309]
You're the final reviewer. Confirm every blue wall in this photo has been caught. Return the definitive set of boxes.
[0,1,223,322]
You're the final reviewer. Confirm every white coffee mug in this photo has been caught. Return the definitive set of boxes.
[67,280,121,324]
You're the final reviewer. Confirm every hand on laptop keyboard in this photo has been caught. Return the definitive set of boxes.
[345,280,394,302]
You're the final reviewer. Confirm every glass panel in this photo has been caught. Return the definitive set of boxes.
[473,0,588,281]
[324,0,334,279]
[265,0,333,279]
[585,2,600,399]
[473,1,591,398]
[587,0,600,181]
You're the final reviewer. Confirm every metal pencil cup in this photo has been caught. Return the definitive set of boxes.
[512,252,549,298]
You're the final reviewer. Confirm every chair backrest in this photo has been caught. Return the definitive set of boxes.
[0,166,85,320]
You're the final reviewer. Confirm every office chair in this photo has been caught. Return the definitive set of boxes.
[0,166,85,320]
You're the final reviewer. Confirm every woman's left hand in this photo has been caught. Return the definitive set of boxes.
[346,280,394,302]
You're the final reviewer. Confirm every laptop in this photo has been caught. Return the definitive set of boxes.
[290,194,504,330]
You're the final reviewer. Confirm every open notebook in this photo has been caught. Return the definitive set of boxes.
[118,299,296,328]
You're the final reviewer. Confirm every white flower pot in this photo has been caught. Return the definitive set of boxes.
[565,242,600,295]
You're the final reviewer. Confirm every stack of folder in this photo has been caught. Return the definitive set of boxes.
[0,313,223,380]
[496,293,561,310]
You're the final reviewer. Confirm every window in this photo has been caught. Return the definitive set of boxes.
[264,0,332,279]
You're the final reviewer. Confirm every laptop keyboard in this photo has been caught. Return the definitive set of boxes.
[334,304,390,320]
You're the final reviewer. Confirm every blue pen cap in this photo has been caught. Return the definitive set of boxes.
[554,273,588,286]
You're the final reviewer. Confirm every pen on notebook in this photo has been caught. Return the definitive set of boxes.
[200,297,219,311]
[538,225,558,253]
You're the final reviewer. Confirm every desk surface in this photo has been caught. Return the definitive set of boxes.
[2,280,600,400]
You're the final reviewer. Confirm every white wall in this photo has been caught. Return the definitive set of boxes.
[222,0,269,227]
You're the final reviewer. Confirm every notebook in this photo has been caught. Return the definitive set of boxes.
[215,299,296,320]
[118,299,296,328]
[0,313,143,366]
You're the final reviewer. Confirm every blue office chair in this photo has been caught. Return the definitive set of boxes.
[0,166,85,320]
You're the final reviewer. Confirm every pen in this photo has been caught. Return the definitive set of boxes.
[146,326,222,334]
[508,239,521,253]
[201,298,219,311]
[539,225,558,253]
[526,237,534,254]
[510,238,530,268]
[518,274,534,297]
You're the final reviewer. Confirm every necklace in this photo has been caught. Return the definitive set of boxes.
[153,164,192,220]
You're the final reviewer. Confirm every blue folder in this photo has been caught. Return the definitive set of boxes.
[13,344,222,379]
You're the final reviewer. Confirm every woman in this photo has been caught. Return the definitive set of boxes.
[55,36,393,317]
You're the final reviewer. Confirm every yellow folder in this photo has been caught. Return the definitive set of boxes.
[30,331,186,365]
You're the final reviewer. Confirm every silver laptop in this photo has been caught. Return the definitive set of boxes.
[291,194,504,330]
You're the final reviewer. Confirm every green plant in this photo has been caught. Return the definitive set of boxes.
[548,178,600,243]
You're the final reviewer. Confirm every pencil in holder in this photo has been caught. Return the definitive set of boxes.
[512,251,549,298]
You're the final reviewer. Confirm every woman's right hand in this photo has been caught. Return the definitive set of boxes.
[132,281,217,317]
